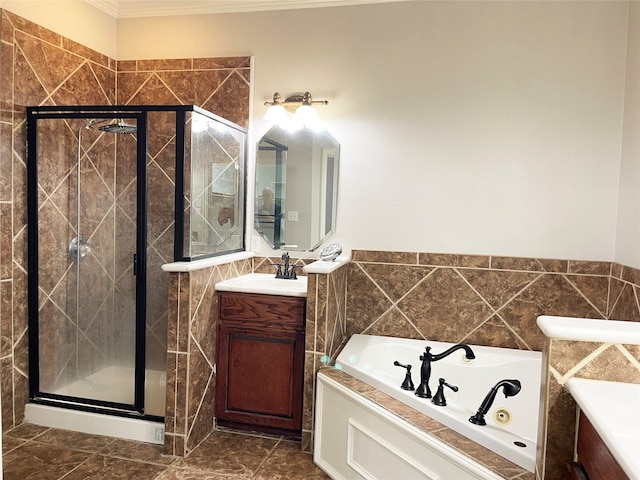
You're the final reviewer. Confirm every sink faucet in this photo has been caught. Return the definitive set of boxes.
[415,344,475,398]
[274,252,297,279]
[469,379,521,425]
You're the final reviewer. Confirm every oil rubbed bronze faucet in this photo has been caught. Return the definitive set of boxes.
[469,379,522,425]
[274,252,298,279]
[415,344,476,398]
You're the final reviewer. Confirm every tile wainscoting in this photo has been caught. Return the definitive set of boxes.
[346,250,640,478]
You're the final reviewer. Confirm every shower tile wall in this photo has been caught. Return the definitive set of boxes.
[0,8,251,432]
[0,9,117,431]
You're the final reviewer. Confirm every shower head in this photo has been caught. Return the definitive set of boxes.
[87,118,137,134]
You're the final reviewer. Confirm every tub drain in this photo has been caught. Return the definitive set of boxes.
[493,408,512,426]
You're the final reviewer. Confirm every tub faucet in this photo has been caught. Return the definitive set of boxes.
[469,379,521,426]
[415,344,475,398]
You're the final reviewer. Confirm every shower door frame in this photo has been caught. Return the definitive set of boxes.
[26,106,152,420]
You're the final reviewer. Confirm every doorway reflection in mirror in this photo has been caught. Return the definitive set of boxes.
[255,187,283,247]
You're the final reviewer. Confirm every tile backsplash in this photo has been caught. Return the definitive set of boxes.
[346,250,640,479]
[346,251,639,348]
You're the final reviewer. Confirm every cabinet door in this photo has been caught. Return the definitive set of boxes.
[216,324,304,435]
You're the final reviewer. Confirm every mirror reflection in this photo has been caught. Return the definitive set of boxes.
[255,125,339,251]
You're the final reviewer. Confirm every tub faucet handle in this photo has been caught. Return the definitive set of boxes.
[432,377,458,407]
[393,361,415,391]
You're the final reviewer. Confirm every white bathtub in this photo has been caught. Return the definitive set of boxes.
[334,334,542,473]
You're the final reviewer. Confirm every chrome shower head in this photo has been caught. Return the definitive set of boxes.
[87,118,137,134]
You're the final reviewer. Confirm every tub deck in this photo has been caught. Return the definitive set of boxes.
[319,367,535,480]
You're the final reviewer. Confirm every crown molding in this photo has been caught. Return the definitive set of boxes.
[85,0,408,19]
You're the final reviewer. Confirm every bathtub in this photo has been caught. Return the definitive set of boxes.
[329,334,542,473]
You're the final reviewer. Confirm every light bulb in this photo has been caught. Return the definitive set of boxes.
[263,104,289,124]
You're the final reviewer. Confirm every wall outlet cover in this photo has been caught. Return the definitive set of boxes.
[251,236,261,252]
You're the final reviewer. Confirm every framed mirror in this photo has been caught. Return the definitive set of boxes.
[255,125,339,251]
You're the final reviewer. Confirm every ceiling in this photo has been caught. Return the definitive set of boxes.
[85,0,410,18]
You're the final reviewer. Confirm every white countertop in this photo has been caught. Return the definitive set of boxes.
[162,251,254,272]
[303,255,350,274]
[566,378,640,479]
[215,273,308,297]
[537,315,640,344]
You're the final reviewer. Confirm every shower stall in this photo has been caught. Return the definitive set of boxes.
[25,105,246,440]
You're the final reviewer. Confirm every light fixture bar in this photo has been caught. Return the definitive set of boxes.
[264,92,328,111]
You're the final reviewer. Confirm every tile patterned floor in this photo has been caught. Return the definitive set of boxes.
[2,424,329,479]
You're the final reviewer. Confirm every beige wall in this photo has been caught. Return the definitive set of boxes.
[2,1,637,268]
[114,1,634,265]
[615,1,640,268]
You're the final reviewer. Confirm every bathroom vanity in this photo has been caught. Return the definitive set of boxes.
[566,378,637,480]
[214,274,307,436]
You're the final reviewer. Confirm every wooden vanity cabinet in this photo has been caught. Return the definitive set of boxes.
[215,291,305,436]
[571,411,629,480]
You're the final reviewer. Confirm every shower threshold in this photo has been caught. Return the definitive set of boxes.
[25,366,166,445]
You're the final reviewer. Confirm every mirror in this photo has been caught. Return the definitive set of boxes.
[255,125,339,251]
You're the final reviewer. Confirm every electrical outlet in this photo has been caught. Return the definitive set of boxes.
[288,210,299,221]
[251,236,261,252]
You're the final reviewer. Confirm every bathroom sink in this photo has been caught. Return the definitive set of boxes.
[566,378,640,479]
[215,273,307,297]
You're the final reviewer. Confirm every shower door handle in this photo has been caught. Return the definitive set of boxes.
[133,253,137,275]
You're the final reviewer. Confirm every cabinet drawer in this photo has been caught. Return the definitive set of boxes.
[218,292,305,328]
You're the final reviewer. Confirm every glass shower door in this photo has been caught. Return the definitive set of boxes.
[29,114,142,413]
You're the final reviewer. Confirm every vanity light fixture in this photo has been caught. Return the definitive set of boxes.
[263,91,328,131]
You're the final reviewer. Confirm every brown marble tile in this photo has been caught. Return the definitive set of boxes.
[155,466,245,479]
[499,275,603,351]
[548,339,593,376]
[253,440,329,479]
[565,274,610,317]
[491,256,568,273]
[2,441,92,480]
[33,428,116,452]
[361,263,433,302]
[364,306,424,339]
[194,57,251,69]
[346,263,393,337]
[464,314,530,349]
[419,253,490,268]
[459,269,540,311]
[100,437,176,465]
[3,423,50,440]
[173,430,278,476]
[2,435,26,454]
[609,283,640,321]
[0,280,12,357]
[351,249,419,264]
[541,381,576,480]
[61,454,168,480]
[399,268,493,342]
[137,58,193,71]
[568,260,611,275]
[574,344,640,382]
[621,264,640,286]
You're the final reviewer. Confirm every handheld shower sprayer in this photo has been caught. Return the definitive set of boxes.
[469,379,521,426]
